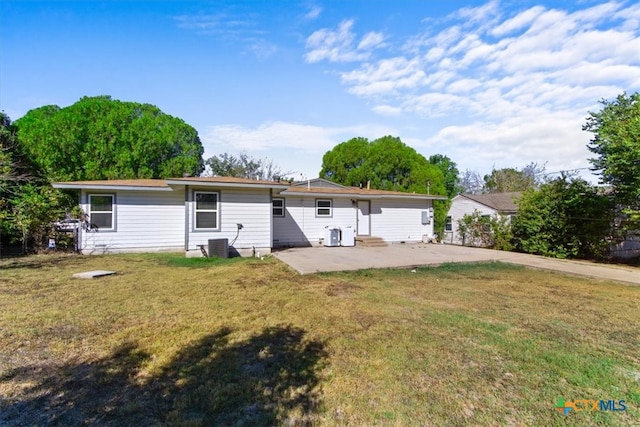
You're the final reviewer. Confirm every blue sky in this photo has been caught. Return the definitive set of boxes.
[2,0,639,181]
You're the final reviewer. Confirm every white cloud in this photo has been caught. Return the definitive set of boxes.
[174,12,274,60]
[303,5,322,20]
[201,121,399,178]
[491,6,545,37]
[615,2,640,30]
[341,57,426,96]
[304,19,385,63]
[306,1,639,121]
[302,0,640,176]
[247,39,278,60]
[453,0,500,26]
[202,121,337,152]
[422,111,592,175]
[372,105,402,115]
[202,121,398,152]
[358,31,385,50]
[174,13,254,35]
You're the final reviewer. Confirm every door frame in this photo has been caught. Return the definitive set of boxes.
[356,200,371,236]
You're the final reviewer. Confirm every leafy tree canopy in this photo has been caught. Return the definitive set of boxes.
[1,112,40,192]
[1,113,70,253]
[584,92,640,210]
[511,175,614,259]
[320,136,446,195]
[483,162,546,193]
[429,154,462,198]
[205,152,293,181]
[14,96,204,181]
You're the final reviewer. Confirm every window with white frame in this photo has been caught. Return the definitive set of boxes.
[194,192,219,230]
[316,199,332,217]
[445,216,452,232]
[272,198,285,217]
[89,194,115,231]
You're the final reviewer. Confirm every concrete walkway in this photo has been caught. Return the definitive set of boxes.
[273,243,640,285]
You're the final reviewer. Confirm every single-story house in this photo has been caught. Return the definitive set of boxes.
[443,192,521,245]
[52,177,446,256]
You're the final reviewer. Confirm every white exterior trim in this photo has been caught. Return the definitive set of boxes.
[192,191,220,231]
[87,193,116,232]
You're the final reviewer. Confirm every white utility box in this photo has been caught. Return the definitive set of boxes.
[324,226,340,247]
[341,226,355,246]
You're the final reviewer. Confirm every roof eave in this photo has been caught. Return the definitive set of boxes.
[52,183,172,192]
[281,190,447,200]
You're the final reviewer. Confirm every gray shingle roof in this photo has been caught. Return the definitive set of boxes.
[462,192,522,212]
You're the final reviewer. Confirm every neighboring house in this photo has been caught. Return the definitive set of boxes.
[52,177,446,256]
[611,234,640,259]
[443,192,521,245]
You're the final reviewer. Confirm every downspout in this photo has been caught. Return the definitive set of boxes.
[184,185,189,251]
[78,190,85,252]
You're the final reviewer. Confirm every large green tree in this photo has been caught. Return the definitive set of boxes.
[319,136,448,236]
[320,136,444,192]
[511,176,614,259]
[483,162,546,193]
[14,96,204,181]
[429,154,462,198]
[584,92,640,213]
[1,113,69,253]
[1,112,36,192]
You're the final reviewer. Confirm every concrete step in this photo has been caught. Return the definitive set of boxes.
[356,236,388,247]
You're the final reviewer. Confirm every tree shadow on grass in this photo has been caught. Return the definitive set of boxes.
[0,326,327,426]
[0,253,81,270]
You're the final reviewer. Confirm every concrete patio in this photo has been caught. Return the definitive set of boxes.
[273,243,640,285]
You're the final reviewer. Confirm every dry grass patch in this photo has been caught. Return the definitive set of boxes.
[0,254,638,426]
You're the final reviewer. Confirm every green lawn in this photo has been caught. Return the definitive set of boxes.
[0,253,638,426]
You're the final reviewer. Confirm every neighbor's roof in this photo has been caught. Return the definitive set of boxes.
[459,192,522,212]
[281,185,448,200]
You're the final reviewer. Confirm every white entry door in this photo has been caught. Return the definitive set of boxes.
[357,200,370,235]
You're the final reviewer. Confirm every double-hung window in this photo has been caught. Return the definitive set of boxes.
[89,194,115,231]
[273,198,285,217]
[445,216,453,232]
[316,199,332,217]
[194,192,219,230]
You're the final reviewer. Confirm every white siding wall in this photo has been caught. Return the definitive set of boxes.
[370,199,434,242]
[274,196,435,246]
[273,197,356,246]
[80,189,184,254]
[187,187,271,251]
[443,196,497,245]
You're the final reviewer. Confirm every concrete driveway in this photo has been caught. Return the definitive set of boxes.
[273,243,640,285]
